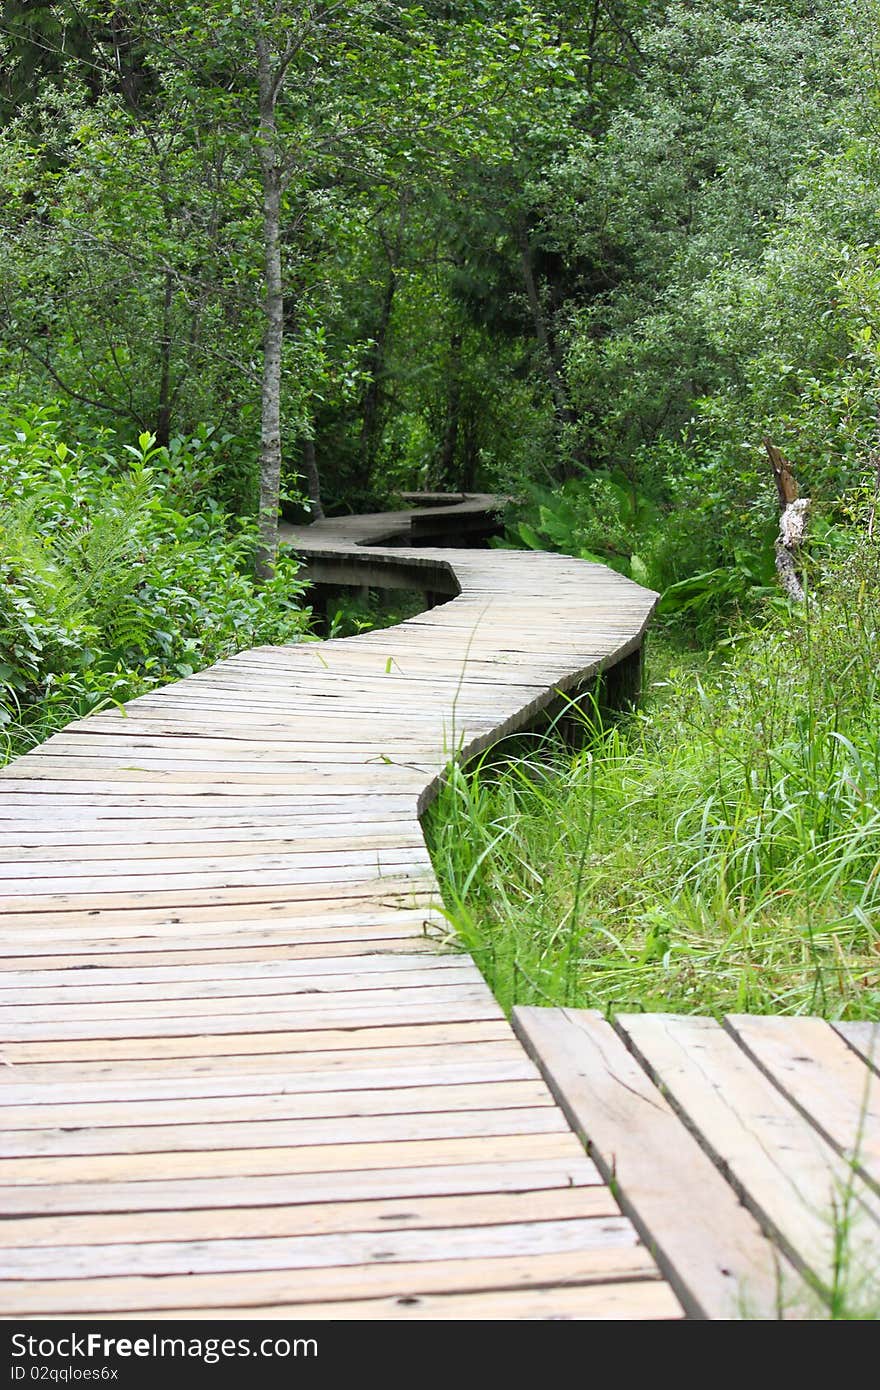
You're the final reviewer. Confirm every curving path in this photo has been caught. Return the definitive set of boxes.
[0,497,675,1320]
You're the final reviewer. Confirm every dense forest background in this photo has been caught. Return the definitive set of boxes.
[1,2,879,1031]
[3,2,878,604]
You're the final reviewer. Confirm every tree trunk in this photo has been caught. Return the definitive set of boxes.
[764,438,810,602]
[517,219,571,437]
[255,37,284,581]
[437,329,462,486]
[155,268,174,448]
[359,197,409,477]
[302,436,324,520]
[358,270,396,476]
[460,406,478,492]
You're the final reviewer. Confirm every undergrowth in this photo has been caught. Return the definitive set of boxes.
[0,404,310,762]
[426,542,880,1019]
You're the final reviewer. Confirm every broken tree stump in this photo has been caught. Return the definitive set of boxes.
[764,437,810,602]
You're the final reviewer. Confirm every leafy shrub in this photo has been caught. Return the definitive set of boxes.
[0,403,309,758]
[506,471,661,585]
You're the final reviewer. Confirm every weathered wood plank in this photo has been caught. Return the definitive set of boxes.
[0,1246,662,1316]
[0,951,467,991]
[136,1281,681,1320]
[0,1156,603,1217]
[619,1013,880,1303]
[0,839,433,872]
[833,1021,880,1076]
[0,1215,640,1281]
[513,1007,795,1319]
[0,1186,610,1250]
[0,981,496,1029]
[0,1131,583,1186]
[0,1105,568,1160]
[0,1018,513,1063]
[0,1043,536,1105]
[3,964,478,1006]
[0,938,426,970]
[726,1015,880,1191]
[0,1078,553,1132]
[0,992,503,1044]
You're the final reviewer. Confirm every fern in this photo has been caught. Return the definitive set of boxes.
[102,592,154,659]
[52,469,153,627]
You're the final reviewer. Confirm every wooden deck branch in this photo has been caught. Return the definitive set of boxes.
[764,438,810,602]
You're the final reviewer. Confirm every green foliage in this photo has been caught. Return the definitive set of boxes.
[427,537,880,1019]
[506,471,660,584]
[557,0,852,458]
[3,0,874,567]
[0,402,309,759]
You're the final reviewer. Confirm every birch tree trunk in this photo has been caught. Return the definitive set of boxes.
[255,34,284,581]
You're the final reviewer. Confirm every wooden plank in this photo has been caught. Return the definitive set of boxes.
[0,931,436,963]
[0,797,419,820]
[833,1021,880,1075]
[2,965,477,1005]
[0,1019,513,1063]
[513,1007,795,1319]
[0,1078,553,1132]
[0,1155,602,1216]
[0,1246,662,1316]
[0,772,430,792]
[42,733,446,753]
[135,1281,681,1320]
[0,1043,537,1105]
[0,981,494,1027]
[0,838,435,866]
[0,991,502,1043]
[0,951,466,990]
[0,921,440,952]
[0,831,429,859]
[619,1013,880,1302]
[0,904,444,940]
[0,1131,582,1186]
[0,1215,637,1280]
[726,1015,880,1191]
[0,938,426,970]
[0,862,436,899]
[0,1186,612,1250]
[0,1105,568,1159]
[0,877,439,916]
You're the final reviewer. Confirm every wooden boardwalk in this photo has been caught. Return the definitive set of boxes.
[0,497,675,1320]
[2,496,874,1319]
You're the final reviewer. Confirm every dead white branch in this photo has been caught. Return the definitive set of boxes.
[764,438,810,603]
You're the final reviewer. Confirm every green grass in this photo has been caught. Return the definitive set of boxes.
[425,543,880,1019]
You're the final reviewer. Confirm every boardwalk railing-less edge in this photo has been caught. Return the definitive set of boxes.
[0,496,682,1320]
